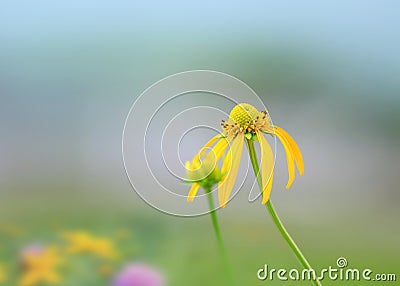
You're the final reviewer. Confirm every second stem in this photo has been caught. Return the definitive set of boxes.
[205,187,235,285]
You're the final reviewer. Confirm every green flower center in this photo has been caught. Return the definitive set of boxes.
[229,103,259,132]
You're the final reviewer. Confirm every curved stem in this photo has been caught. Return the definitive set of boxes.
[205,187,235,285]
[246,139,321,286]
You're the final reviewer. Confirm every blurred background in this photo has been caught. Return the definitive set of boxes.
[1,1,399,285]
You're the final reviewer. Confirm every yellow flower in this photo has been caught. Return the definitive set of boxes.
[186,150,225,200]
[18,247,62,286]
[62,231,117,260]
[187,103,304,207]
[0,263,7,283]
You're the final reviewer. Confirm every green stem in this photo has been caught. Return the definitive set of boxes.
[205,187,235,285]
[245,139,321,286]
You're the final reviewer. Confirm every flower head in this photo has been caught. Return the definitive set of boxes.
[185,150,225,201]
[186,103,304,207]
[18,245,62,286]
[112,263,164,286]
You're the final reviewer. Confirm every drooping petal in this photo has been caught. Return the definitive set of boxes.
[256,131,274,204]
[212,137,230,161]
[275,126,304,175]
[218,144,232,205]
[262,172,274,204]
[274,128,296,189]
[194,134,221,161]
[187,183,200,202]
[218,133,244,208]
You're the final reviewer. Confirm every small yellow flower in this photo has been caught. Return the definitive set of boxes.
[18,247,62,286]
[62,231,117,260]
[0,263,7,283]
[187,103,304,207]
[186,151,225,200]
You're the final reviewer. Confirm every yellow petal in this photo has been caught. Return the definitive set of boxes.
[275,126,304,175]
[274,128,295,189]
[212,137,229,161]
[256,131,274,203]
[262,172,274,204]
[220,142,232,177]
[218,134,244,207]
[187,183,200,202]
[194,134,221,160]
[218,145,232,206]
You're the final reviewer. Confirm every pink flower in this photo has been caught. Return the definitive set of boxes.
[112,263,164,286]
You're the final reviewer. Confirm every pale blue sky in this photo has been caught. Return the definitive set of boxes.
[1,1,399,84]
